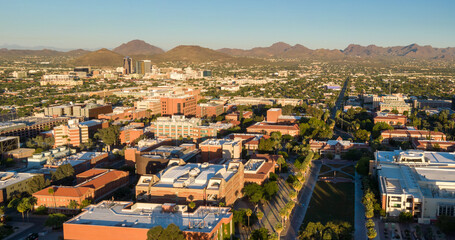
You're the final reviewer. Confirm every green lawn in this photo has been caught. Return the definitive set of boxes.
[303,182,355,226]
[341,165,355,176]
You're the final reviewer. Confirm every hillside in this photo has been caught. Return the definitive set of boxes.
[342,44,455,59]
[151,45,233,62]
[218,42,343,59]
[72,48,124,66]
[219,42,455,60]
[113,40,164,56]
[0,48,90,58]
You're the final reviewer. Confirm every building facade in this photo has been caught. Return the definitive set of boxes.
[54,119,89,147]
[63,201,233,240]
[136,162,244,206]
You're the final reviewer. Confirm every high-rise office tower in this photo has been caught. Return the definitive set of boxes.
[123,57,133,75]
[135,60,152,74]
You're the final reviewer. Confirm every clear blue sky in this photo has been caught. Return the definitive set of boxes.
[1,0,454,50]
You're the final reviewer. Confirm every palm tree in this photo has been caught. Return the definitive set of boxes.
[292,181,303,192]
[279,208,287,224]
[277,156,286,173]
[188,201,195,228]
[245,208,252,227]
[292,145,300,153]
[27,197,37,220]
[285,142,293,154]
[289,190,297,202]
[48,187,56,210]
[256,210,264,222]
[218,201,225,215]
[275,222,283,239]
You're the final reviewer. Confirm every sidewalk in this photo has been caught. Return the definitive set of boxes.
[354,172,367,240]
[4,221,34,240]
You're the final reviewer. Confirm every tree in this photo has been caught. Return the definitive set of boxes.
[263,181,279,200]
[147,225,164,240]
[45,213,68,229]
[275,222,283,239]
[365,209,374,219]
[250,227,270,240]
[355,129,371,142]
[218,201,225,214]
[367,226,377,239]
[159,223,185,240]
[95,125,120,151]
[285,142,293,153]
[399,212,413,223]
[372,122,393,139]
[289,190,297,202]
[80,199,91,209]
[28,175,50,193]
[52,163,75,181]
[245,208,252,227]
[17,200,28,221]
[243,183,264,204]
[279,208,288,224]
[48,187,56,209]
[366,219,375,228]
[68,200,79,209]
[277,156,286,173]
[292,181,302,191]
[355,157,370,176]
[256,210,264,221]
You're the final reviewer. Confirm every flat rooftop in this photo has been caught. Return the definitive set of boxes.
[376,150,455,166]
[65,201,232,233]
[144,163,238,189]
[200,138,239,146]
[0,172,35,189]
[66,152,107,161]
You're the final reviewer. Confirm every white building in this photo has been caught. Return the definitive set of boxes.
[373,150,455,223]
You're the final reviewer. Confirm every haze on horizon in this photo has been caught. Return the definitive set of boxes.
[1,0,454,51]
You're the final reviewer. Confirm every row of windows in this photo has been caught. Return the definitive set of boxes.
[439,205,455,217]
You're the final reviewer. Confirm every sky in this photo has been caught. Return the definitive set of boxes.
[0,0,454,51]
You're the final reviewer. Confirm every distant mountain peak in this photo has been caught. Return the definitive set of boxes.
[113,40,164,56]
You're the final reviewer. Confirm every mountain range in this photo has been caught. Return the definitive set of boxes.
[1,40,454,66]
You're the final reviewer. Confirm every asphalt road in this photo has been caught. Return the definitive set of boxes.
[331,76,349,120]
[5,211,50,240]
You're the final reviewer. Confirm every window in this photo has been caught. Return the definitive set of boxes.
[439,205,455,216]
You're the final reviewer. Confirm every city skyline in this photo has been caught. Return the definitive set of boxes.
[1,0,454,51]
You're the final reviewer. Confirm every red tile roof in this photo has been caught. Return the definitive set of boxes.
[76,169,108,179]
[78,170,128,190]
[34,186,93,198]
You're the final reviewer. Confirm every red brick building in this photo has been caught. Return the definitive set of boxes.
[119,126,144,144]
[374,113,407,126]
[381,129,446,143]
[226,133,267,154]
[309,137,369,155]
[196,103,224,118]
[33,169,129,211]
[33,186,95,213]
[63,201,234,240]
[136,162,244,205]
[243,154,277,184]
[199,139,242,163]
[98,108,150,121]
[246,122,299,137]
[160,95,197,117]
[412,139,455,151]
